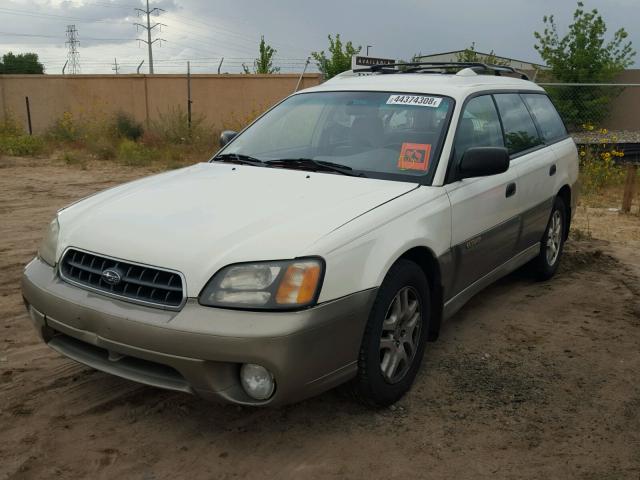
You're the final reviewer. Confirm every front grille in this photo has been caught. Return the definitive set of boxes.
[59,249,185,309]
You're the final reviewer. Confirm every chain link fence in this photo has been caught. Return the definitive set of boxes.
[537,82,640,213]
[537,82,640,139]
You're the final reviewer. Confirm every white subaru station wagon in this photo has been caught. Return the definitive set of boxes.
[22,63,579,407]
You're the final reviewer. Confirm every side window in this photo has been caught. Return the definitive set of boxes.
[522,94,567,143]
[493,94,542,155]
[453,95,504,164]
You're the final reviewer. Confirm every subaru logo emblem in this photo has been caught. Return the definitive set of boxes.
[102,268,122,286]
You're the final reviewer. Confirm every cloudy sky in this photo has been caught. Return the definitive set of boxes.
[0,0,637,74]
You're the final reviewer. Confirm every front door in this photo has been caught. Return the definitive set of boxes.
[444,95,520,298]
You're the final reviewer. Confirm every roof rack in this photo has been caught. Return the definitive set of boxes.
[352,62,530,80]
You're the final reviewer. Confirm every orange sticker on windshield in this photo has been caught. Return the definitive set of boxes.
[398,143,431,171]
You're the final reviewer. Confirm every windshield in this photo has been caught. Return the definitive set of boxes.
[215,91,454,182]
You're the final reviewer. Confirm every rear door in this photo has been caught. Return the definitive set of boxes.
[445,94,519,298]
[494,93,565,251]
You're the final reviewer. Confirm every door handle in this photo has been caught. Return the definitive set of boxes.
[505,182,517,198]
[549,164,556,176]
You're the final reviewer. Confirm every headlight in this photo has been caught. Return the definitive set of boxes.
[38,215,60,266]
[199,258,324,310]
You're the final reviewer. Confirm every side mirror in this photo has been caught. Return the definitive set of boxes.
[219,130,238,148]
[458,147,509,179]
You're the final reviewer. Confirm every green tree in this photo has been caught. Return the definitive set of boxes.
[312,34,362,79]
[534,1,635,128]
[455,42,511,66]
[243,36,280,74]
[0,52,44,74]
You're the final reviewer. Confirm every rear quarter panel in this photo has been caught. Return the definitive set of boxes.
[551,137,580,212]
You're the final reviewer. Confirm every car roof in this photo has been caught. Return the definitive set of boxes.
[299,72,545,102]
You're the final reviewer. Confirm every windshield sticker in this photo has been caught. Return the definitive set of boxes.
[386,95,442,108]
[398,143,431,171]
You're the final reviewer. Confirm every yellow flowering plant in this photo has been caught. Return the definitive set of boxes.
[577,124,626,197]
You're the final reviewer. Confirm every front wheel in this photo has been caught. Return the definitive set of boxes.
[531,196,566,280]
[353,259,430,407]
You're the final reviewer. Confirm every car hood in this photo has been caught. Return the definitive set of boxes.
[58,162,418,296]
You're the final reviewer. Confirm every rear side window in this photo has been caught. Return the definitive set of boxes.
[522,94,567,142]
[494,94,543,155]
[453,95,504,164]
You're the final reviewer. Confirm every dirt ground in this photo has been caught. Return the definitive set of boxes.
[1,156,639,480]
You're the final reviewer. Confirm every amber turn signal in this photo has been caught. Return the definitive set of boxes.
[276,261,321,305]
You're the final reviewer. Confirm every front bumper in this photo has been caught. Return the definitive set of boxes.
[22,257,376,406]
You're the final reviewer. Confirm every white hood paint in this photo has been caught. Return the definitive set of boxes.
[58,162,417,296]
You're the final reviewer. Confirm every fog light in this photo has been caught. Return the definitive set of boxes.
[240,363,275,400]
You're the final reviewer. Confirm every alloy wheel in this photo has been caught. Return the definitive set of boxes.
[546,209,563,266]
[379,286,422,384]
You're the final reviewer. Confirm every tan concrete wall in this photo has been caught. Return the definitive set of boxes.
[1,71,639,134]
[0,73,323,135]
[607,70,640,131]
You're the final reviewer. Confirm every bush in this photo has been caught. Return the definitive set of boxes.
[577,127,626,196]
[86,136,117,160]
[113,112,144,141]
[149,106,212,148]
[23,108,215,166]
[48,111,83,143]
[116,139,157,166]
[0,113,44,157]
[222,107,263,134]
[0,114,25,137]
[0,134,44,156]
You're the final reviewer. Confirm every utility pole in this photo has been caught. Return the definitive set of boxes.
[187,61,192,130]
[112,58,120,74]
[134,0,166,74]
[65,25,80,74]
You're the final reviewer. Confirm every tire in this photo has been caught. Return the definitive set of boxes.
[531,196,567,281]
[353,259,430,407]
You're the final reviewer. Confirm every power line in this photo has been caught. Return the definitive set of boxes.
[0,31,131,42]
[65,25,80,74]
[75,2,309,55]
[166,10,312,57]
[134,0,165,74]
[0,3,314,62]
[76,1,314,55]
[163,13,310,58]
[0,6,110,23]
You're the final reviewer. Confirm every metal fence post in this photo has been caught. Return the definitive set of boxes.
[25,96,32,135]
[294,57,311,92]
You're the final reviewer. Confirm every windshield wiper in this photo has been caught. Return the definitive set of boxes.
[266,158,365,177]
[213,153,266,167]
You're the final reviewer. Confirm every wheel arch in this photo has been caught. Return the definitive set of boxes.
[396,246,444,342]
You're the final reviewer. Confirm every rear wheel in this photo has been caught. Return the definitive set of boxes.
[531,196,566,280]
[353,259,429,407]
